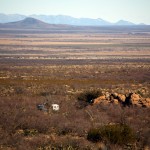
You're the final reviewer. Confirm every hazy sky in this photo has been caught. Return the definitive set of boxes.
[0,0,150,24]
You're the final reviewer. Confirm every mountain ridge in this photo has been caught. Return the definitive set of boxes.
[0,13,147,26]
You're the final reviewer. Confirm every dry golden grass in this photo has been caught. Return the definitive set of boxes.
[0,33,150,60]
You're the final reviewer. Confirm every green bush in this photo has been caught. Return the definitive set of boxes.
[87,124,136,145]
[77,90,102,104]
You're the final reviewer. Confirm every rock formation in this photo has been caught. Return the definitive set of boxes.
[93,92,150,108]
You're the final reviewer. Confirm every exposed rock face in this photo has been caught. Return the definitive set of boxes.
[125,93,141,106]
[142,98,150,107]
[93,96,106,104]
[118,94,126,103]
[130,93,140,103]
[113,99,119,105]
[93,92,150,108]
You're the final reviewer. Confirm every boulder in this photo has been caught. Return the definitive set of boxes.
[113,99,119,105]
[125,93,141,106]
[109,93,125,104]
[130,93,140,103]
[112,93,118,98]
[93,95,106,104]
[105,92,110,100]
[142,98,150,108]
[117,94,126,103]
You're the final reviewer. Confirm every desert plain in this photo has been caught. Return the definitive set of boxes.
[0,26,150,149]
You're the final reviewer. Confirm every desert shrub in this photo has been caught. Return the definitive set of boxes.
[77,89,102,108]
[143,132,150,147]
[58,126,74,136]
[50,136,95,150]
[36,135,96,150]
[23,129,38,136]
[101,124,136,145]
[0,96,51,138]
[78,90,102,103]
[87,124,136,145]
[40,91,50,97]
[16,135,52,150]
[14,86,24,94]
[87,128,102,142]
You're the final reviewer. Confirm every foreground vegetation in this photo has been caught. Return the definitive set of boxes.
[0,62,150,150]
[0,31,150,149]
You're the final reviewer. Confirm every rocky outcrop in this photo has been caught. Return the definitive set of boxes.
[141,98,150,107]
[93,96,106,104]
[118,94,126,103]
[125,93,141,106]
[93,92,150,108]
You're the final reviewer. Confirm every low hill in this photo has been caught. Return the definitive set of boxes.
[0,17,68,29]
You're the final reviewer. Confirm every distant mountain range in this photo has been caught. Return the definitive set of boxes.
[0,13,146,26]
[0,17,68,29]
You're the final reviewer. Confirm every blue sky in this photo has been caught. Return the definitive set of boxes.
[0,0,150,24]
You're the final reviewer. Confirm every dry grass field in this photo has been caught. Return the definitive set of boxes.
[0,27,150,149]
